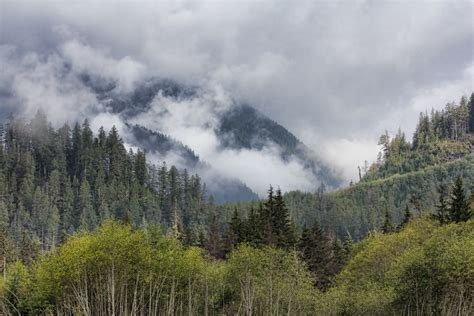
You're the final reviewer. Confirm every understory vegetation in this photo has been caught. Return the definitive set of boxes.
[1,217,472,315]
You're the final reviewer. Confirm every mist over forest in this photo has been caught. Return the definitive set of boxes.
[0,1,473,315]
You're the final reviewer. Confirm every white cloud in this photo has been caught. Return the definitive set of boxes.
[61,39,145,92]
[0,0,473,188]
[0,46,99,125]
[130,89,318,196]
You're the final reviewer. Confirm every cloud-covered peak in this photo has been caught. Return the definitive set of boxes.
[1,0,473,183]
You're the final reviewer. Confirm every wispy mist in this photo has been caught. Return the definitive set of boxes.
[1,0,473,184]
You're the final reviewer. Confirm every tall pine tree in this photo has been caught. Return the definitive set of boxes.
[298,221,335,290]
[448,176,471,223]
[468,93,474,133]
[381,210,394,233]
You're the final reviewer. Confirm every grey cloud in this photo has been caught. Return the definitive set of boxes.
[1,0,473,182]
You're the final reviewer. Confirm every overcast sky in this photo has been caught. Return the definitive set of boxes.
[1,0,473,184]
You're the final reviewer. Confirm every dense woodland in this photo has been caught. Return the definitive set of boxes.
[0,111,216,253]
[0,93,473,315]
[221,94,474,240]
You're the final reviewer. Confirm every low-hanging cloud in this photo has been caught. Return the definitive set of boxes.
[130,86,319,196]
[1,0,473,183]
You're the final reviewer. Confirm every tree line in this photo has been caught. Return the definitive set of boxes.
[0,111,212,259]
[362,93,474,181]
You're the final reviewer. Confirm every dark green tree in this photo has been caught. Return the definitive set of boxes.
[448,176,471,223]
[242,206,262,245]
[274,188,296,248]
[298,221,335,290]
[205,212,222,259]
[469,92,474,133]
[433,183,450,224]
[78,179,97,231]
[398,205,412,230]
[381,210,394,234]
[223,208,243,254]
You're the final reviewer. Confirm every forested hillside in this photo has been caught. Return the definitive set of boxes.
[88,77,343,193]
[0,94,473,315]
[217,104,342,188]
[220,94,474,240]
[0,111,216,254]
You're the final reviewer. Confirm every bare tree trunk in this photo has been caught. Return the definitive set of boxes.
[111,261,115,316]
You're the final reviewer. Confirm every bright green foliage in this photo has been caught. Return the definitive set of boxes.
[0,221,319,315]
[226,244,318,315]
[2,261,32,314]
[317,218,474,315]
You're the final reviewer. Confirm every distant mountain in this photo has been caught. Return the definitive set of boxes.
[217,104,342,189]
[81,77,342,200]
[126,124,200,168]
[124,123,258,203]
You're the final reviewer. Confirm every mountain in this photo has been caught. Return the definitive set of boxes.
[217,104,341,188]
[1,74,343,201]
[87,77,342,197]
[218,95,474,239]
[124,123,258,203]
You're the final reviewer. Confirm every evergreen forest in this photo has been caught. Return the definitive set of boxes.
[1,94,473,315]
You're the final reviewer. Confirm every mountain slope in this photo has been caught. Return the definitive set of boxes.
[94,78,342,193]
[218,95,474,239]
[78,76,342,202]
[125,124,258,203]
[217,104,342,189]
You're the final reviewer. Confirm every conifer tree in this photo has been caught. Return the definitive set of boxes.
[342,233,353,262]
[274,188,296,248]
[0,171,8,227]
[469,93,474,133]
[0,225,16,277]
[206,212,222,259]
[78,179,97,231]
[448,176,471,223]
[19,231,40,265]
[158,162,171,224]
[262,186,277,246]
[32,187,50,249]
[298,221,334,290]
[19,152,35,212]
[223,208,242,254]
[70,123,82,179]
[381,210,394,233]
[434,183,449,224]
[81,119,94,180]
[182,226,197,246]
[398,205,412,230]
[134,150,148,186]
[243,206,262,245]
[58,174,75,238]
[106,126,126,182]
[332,237,346,270]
